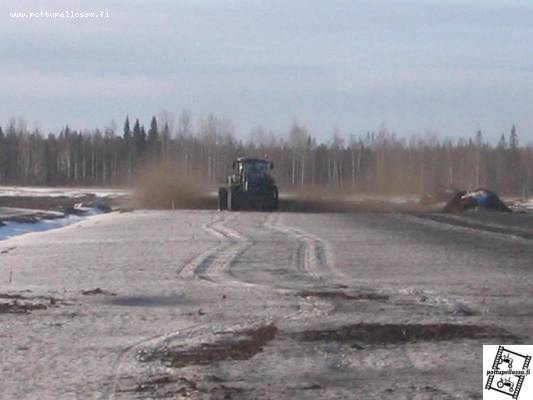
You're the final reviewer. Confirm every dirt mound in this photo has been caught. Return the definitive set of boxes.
[138,324,277,368]
[292,323,517,345]
[132,167,216,209]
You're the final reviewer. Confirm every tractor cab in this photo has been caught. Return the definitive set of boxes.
[233,158,273,178]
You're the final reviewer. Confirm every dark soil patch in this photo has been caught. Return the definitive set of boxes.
[298,290,389,301]
[118,375,200,398]
[137,376,198,395]
[81,288,116,296]
[139,324,278,368]
[301,384,322,390]
[121,374,247,399]
[0,302,47,314]
[0,292,69,313]
[0,293,29,300]
[0,247,16,254]
[105,295,192,307]
[292,323,517,345]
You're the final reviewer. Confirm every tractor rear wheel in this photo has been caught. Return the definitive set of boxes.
[269,188,279,211]
[218,187,228,210]
[271,197,279,211]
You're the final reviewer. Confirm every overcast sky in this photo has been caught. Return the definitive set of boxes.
[2,0,532,142]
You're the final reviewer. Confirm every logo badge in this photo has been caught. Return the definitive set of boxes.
[484,345,532,399]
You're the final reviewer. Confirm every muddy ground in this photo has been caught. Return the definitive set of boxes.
[0,203,532,399]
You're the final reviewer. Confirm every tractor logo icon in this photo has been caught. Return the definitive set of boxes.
[497,377,515,393]
[497,353,514,370]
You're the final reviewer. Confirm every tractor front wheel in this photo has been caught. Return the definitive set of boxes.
[228,189,239,211]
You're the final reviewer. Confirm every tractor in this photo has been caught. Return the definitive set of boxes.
[497,377,514,393]
[218,157,279,211]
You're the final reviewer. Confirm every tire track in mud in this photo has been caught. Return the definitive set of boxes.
[262,213,419,371]
[107,212,353,399]
[217,213,341,290]
[184,212,329,321]
[110,213,517,398]
[107,306,318,400]
[264,213,345,284]
[107,322,211,400]
[107,212,308,399]
[357,213,492,318]
[178,212,232,279]
[108,213,246,399]
[179,212,262,288]
[186,212,338,289]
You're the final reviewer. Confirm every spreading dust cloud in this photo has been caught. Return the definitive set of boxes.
[132,167,216,210]
[132,170,421,212]
[281,186,420,213]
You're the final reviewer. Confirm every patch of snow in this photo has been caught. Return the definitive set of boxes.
[0,210,102,241]
[507,198,533,211]
[0,186,129,198]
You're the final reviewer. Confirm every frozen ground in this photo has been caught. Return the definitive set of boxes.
[0,209,532,399]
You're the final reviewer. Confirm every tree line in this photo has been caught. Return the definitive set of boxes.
[0,113,531,196]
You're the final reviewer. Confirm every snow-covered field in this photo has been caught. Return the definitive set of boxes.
[1,209,531,399]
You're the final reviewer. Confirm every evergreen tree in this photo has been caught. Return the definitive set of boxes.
[510,125,519,149]
[147,116,160,162]
[123,116,131,140]
[148,116,159,144]
[133,119,146,159]
[133,119,141,137]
